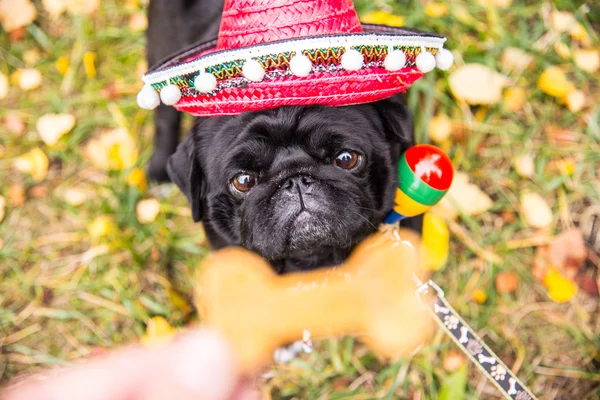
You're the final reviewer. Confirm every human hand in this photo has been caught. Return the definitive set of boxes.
[1,330,259,400]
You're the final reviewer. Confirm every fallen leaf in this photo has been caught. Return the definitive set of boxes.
[424,2,448,17]
[36,113,76,146]
[136,198,160,224]
[495,271,518,293]
[14,147,49,182]
[7,184,26,206]
[56,56,70,76]
[88,215,116,239]
[83,51,96,78]
[23,49,40,66]
[0,0,37,32]
[548,228,587,271]
[2,113,25,136]
[141,316,176,346]
[500,48,533,72]
[564,90,585,113]
[83,128,138,171]
[569,23,591,46]
[577,276,598,297]
[29,186,47,198]
[63,0,99,15]
[0,196,5,223]
[62,187,87,206]
[573,49,599,73]
[0,71,8,99]
[512,153,535,178]
[449,64,508,105]
[544,267,577,302]
[551,10,577,33]
[432,172,493,220]
[477,0,512,7]
[443,350,465,372]
[553,42,571,59]
[126,168,147,192]
[128,12,147,32]
[421,212,449,271]
[8,27,26,42]
[168,288,193,315]
[42,0,66,18]
[537,66,574,98]
[520,191,553,228]
[428,114,452,143]
[545,125,579,146]
[503,87,526,112]
[472,289,487,304]
[18,68,42,91]
[359,10,404,27]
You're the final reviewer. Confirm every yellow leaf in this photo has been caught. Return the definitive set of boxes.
[0,195,6,223]
[503,87,526,112]
[62,187,87,206]
[543,267,578,303]
[141,316,176,346]
[553,42,571,59]
[569,23,591,45]
[83,51,97,78]
[428,114,452,143]
[88,215,116,239]
[168,288,193,315]
[0,71,8,100]
[449,64,508,105]
[56,56,70,76]
[472,289,487,304]
[537,66,574,98]
[573,49,599,73]
[136,198,160,224]
[360,10,404,27]
[432,172,493,220]
[83,128,138,171]
[520,191,553,228]
[126,168,147,192]
[14,148,49,182]
[421,212,449,271]
[424,2,448,17]
[0,0,37,32]
[564,90,585,113]
[36,113,76,146]
[18,68,42,91]
[512,153,535,178]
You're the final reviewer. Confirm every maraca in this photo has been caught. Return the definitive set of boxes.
[384,144,454,224]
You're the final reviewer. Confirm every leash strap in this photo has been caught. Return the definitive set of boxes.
[415,280,538,400]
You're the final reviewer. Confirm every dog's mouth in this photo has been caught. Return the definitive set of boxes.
[284,209,340,252]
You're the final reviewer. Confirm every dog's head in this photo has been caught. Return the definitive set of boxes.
[167,96,413,273]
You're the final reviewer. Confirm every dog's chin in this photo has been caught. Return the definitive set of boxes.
[286,210,339,252]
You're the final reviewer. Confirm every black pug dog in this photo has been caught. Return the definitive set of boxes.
[147,0,422,274]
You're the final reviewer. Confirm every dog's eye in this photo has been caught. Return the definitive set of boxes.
[232,173,258,192]
[334,151,360,170]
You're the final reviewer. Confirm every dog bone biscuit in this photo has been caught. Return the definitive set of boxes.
[195,230,433,374]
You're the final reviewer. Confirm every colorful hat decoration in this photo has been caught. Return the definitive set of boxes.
[137,0,454,117]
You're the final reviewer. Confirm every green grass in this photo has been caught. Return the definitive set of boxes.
[1,0,599,398]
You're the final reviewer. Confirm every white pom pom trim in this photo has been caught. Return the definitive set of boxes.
[289,53,312,77]
[384,49,406,72]
[194,72,217,93]
[435,48,454,71]
[136,84,160,110]
[160,84,182,105]
[415,51,436,73]
[341,48,364,71]
[242,59,265,82]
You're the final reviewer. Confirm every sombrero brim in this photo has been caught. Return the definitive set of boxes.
[137,24,451,116]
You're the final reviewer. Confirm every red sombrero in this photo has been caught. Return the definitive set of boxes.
[137,0,453,117]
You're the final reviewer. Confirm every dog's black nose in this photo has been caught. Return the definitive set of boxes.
[282,175,314,192]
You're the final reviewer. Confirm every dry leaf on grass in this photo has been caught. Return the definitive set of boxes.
[14,147,49,182]
[0,71,9,99]
[537,66,574,98]
[136,198,160,224]
[573,49,599,73]
[83,52,96,78]
[18,68,42,91]
[544,267,578,302]
[503,87,526,112]
[500,48,533,72]
[62,187,87,206]
[42,0,66,18]
[88,215,116,239]
[0,196,6,223]
[553,42,571,59]
[83,128,138,171]
[424,3,449,17]
[8,184,26,206]
[432,172,493,220]
[36,113,76,146]
[421,212,449,271]
[63,0,99,15]
[512,153,535,178]
[126,168,147,192]
[0,0,37,32]
[128,12,147,32]
[548,228,587,271]
[141,316,176,346]
[2,113,26,136]
[564,90,585,113]
[545,124,579,146]
[449,64,508,105]
[550,10,577,33]
[428,114,452,143]
[495,271,518,293]
[359,10,404,27]
[520,191,553,228]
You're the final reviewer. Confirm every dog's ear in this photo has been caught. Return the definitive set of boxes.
[166,135,205,222]
[374,95,414,147]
